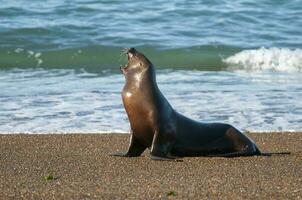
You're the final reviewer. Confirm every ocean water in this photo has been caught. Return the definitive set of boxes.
[0,0,302,133]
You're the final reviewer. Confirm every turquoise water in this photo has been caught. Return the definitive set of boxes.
[0,1,302,133]
[1,0,302,70]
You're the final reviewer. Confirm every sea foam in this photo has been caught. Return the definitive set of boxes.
[2,69,302,133]
[224,47,302,72]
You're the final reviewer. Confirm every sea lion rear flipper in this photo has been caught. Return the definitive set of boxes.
[150,155,182,162]
[150,130,178,160]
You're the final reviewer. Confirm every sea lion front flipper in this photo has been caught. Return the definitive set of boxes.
[109,152,130,157]
[110,134,146,157]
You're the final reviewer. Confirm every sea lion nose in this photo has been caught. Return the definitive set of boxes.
[127,47,136,53]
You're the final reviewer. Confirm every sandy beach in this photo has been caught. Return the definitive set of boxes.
[0,133,301,199]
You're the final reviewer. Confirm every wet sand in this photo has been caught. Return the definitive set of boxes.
[0,133,301,199]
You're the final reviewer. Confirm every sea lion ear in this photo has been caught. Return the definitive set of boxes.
[139,62,142,66]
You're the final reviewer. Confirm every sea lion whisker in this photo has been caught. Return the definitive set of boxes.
[122,48,129,55]
[118,49,129,62]
[118,53,125,62]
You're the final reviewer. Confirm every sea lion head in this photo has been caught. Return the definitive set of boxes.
[120,48,152,76]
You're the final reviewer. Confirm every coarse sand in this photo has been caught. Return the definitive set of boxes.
[0,133,301,199]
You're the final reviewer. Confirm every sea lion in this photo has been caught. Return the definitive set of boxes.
[112,48,261,160]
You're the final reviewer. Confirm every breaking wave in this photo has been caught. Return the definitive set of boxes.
[224,47,302,72]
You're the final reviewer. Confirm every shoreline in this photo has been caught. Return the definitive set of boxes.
[0,130,301,134]
[1,132,301,199]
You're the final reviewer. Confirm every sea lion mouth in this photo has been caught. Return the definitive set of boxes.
[120,47,137,73]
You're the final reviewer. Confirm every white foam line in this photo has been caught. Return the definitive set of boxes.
[1,130,301,134]
[0,131,129,134]
[245,129,299,133]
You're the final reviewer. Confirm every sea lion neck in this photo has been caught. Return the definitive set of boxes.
[124,65,157,89]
